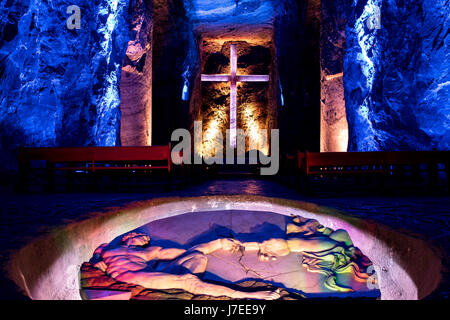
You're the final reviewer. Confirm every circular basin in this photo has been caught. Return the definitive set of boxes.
[8,195,442,300]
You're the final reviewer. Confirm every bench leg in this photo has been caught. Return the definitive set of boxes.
[427,163,439,193]
[284,166,295,188]
[45,162,55,192]
[304,175,314,196]
[167,170,173,192]
[375,173,387,195]
[297,172,312,195]
[16,162,29,193]
[446,162,450,194]
[278,162,289,186]
[295,169,301,192]
[88,171,99,192]
[412,164,421,183]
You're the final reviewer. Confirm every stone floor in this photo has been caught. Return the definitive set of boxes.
[0,177,448,299]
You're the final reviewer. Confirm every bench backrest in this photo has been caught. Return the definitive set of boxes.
[19,147,97,163]
[306,151,385,167]
[296,151,450,174]
[19,145,172,169]
[92,146,171,162]
[296,151,305,169]
[384,151,450,165]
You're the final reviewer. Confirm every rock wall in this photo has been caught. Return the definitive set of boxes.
[0,0,131,170]
[344,0,449,151]
[120,0,153,146]
[0,0,447,173]
[320,0,348,152]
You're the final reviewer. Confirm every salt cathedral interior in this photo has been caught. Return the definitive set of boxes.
[0,0,448,307]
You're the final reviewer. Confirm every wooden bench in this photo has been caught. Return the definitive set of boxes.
[17,144,180,191]
[384,151,450,187]
[292,151,450,193]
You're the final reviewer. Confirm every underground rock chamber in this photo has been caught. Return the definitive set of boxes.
[8,196,442,300]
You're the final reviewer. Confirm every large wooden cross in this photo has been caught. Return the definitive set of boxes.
[201,44,270,148]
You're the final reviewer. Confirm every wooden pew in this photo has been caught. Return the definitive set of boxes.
[299,151,386,192]
[384,151,450,188]
[294,151,450,193]
[304,151,385,175]
[17,144,178,191]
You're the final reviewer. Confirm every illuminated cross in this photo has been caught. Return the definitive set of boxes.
[201,44,270,148]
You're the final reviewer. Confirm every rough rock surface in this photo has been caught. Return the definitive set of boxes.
[320,0,348,151]
[120,0,153,146]
[0,0,448,172]
[344,0,449,151]
[0,0,131,170]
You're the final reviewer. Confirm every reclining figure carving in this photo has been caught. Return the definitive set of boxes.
[89,215,374,298]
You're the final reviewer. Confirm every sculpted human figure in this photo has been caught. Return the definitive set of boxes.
[240,216,372,292]
[245,216,356,262]
[91,215,372,297]
[91,232,280,300]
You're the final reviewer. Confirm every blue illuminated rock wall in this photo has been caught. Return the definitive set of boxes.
[0,0,448,174]
[0,0,131,170]
[344,0,449,151]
